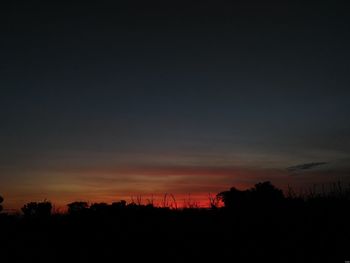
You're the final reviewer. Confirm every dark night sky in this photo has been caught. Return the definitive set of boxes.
[1,0,350,208]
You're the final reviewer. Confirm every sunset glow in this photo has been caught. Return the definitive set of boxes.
[1,1,349,212]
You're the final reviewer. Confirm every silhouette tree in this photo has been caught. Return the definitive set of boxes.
[217,181,285,209]
[250,181,284,205]
[67,201,89,215]
[217,187,248,209]
[0,195,3,213]
[208,193,220,209]
[21,201,52,217]
[112,200,127,209]
[90,202,110,214]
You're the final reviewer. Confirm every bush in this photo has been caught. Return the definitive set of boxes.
[217,181,285,209]
[0,195,3,212]
[21,201,52,217]
[67,201,89,215]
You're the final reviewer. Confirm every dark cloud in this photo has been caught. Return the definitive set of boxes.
[287,162,328,172]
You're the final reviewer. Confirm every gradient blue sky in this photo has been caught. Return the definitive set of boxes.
[1,0,350,209]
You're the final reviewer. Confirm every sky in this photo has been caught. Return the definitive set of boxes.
[1,0,350,209]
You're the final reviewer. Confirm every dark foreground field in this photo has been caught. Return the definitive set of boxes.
[1,182,349,263]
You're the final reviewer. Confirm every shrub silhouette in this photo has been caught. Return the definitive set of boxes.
[250,181,284,204]
[90,202,110,214]
[0,195,3,213]
[67,201,89,215]
[216,187,248,209]
[217,181,285,209]
[112,200,127,209]
[21,201,52,217]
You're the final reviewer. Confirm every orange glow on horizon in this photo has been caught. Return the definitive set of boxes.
[2,163,339,212]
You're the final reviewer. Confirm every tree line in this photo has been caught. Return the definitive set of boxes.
[1,181,349,218]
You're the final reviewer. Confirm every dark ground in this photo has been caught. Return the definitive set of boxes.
[1,193,349,263]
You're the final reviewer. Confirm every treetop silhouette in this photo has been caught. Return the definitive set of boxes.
[217,181,285,209]
[21,201,52,217]
[0,195,3,213]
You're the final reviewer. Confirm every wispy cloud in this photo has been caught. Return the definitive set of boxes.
[287,162,328,172]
